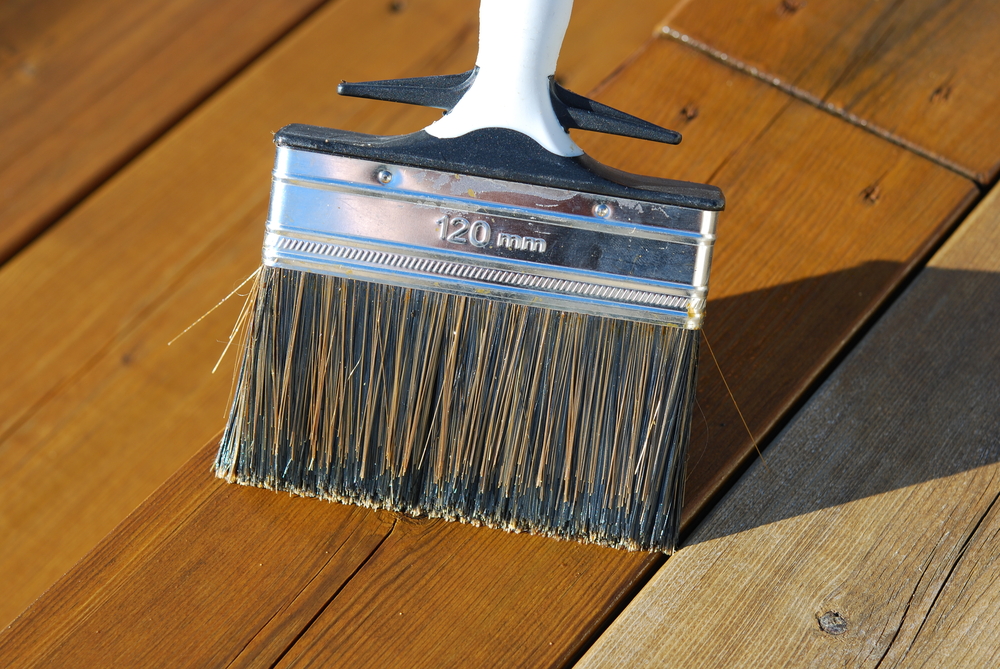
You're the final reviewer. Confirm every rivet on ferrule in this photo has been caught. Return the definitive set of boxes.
[593,203,611,218]
[376,169,393,184]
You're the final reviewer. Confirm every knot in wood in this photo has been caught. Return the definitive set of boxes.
[818,611,848,635]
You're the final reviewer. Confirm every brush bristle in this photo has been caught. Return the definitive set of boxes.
[216,266,699,552]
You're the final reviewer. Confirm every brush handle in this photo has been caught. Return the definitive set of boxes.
[425,0,581,157]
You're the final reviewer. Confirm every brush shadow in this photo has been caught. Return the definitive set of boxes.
[683,259,907,520]
[685,263,1000,545]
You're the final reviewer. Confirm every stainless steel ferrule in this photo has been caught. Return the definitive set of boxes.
[263,146,717,328]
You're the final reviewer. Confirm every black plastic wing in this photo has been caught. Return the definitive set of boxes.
[337,68,682,146]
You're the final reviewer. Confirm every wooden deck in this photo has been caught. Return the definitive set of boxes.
[1,0,998,666]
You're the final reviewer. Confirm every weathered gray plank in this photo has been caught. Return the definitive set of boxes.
[576,185,1000,666]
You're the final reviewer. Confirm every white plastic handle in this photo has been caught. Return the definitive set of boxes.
[425,0,582,157]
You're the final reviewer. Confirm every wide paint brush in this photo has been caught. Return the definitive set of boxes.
[216,0,723,552]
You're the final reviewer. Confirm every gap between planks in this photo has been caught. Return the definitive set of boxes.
[0,0,334,265]
[657,27,981,184]
[576,178,1000,669]
[0,0,992,664]
[0,0,688,634]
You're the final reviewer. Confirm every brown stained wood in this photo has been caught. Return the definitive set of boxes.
[0,0,329,263]
[579,38,976,525]
[276,520,658,669]
[152,40,975,669]
[0,0,483,629]
[0,441,396,668]
[664,0,1000,182]
[0,0,682,631]
[576,177,1000,667]
[558,0,668,92]
[0,29,978,668]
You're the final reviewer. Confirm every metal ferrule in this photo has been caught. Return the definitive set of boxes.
[263,146,717,328]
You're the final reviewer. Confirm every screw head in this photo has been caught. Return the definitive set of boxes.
[376,169,393,184]
[593,203,611,218]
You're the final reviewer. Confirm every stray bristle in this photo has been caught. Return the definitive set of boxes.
[216,266,699,552]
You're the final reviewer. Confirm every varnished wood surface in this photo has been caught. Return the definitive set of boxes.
[0,0,682,633]
[663,0,1000,183]
[0,0,328,263]
[0,442,397,668]
[1,26,980,669]
[583,38,974,524]
[1,0,997,665]
[577,181,1000,668]
[0,440,658,669]
[0,0,479,629]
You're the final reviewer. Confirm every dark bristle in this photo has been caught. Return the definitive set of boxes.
[216,266,699,552]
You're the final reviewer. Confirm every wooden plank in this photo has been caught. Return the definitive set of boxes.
[0,0,481,629]
[0,35,978,666]
[271,522,656,669]
[558,0,664,92]
[0,0,329,263]
[0,441,396,668]
[0,0,681,630]
[252,40,976,669]
[576,176,1000,667]
[662,0,1000,183]
[582,38,976,523]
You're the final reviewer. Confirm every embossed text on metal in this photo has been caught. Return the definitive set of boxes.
[264,147,717,328]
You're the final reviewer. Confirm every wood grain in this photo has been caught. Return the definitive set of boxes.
[0,441,396,669]
[201,42,977,667]
[577,177,1000,668]
[663,0,1000,183]
[0,0,329,263]
[275,520,657,669]
[0,0,682,631]
[0,34,979,666]
[0,0,482,630]
[579,38,976,525]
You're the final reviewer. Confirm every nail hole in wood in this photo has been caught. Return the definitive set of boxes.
[778,0,804,15]
[930,83,952,103]
[861,183,881,205]
[680,105,699,121]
